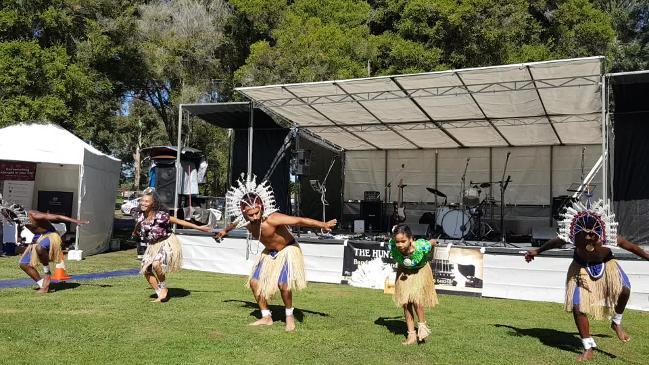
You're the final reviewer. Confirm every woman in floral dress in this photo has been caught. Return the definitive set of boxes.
[134,188,211,302]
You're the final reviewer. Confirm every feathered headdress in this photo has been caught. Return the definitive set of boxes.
[0,203,30,226]
[225,174,278,228]
[557,196,618,247]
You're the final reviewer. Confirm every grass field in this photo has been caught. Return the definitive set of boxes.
[1,249,649,364]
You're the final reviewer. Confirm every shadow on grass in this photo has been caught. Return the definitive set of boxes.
[375,316,407,337]
[223,299,329,323]
[50,282,81,291]
[494,324,616,359]
[147,288,191,302]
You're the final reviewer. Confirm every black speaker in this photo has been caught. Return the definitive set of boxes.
[291,149,311,176]
[360,200,382,232]
[155,165,176,207]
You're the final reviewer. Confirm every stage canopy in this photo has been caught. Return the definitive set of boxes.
[237,57,604,151]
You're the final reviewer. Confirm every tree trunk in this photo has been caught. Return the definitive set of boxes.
[133,118,143,190]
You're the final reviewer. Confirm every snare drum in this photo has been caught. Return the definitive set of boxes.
[463,188,480,206]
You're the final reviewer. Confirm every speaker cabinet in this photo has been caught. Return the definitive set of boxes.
[155,165,176,207]
[360,200,382,232]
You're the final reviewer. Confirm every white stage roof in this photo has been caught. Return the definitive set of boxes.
[237,57,604,151]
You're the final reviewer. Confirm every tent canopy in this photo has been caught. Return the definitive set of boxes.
[182,102,285,129]
[237,57,603,151]
[0,123,120,256]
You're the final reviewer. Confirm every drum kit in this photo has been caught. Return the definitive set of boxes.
[421,153,514,244]
[423,184,496,241]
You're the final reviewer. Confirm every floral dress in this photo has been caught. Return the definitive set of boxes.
[138,211,182,274]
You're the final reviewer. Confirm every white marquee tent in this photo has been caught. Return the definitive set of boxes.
[0,123,121,255]
[237,57,607,206]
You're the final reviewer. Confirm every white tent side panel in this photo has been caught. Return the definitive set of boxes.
[78,148,121,255]
[344,145,601,205]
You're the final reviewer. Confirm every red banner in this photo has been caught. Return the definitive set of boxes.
[0,161,37,181]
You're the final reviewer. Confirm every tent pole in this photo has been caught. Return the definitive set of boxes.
[247,102,254,179]
[75,164,82,251]
[173,104,184,232]
[601,75,608,206]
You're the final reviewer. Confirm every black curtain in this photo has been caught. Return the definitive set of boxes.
[231,127,290,214]
[612,75,649,242]
[298,137,343,221]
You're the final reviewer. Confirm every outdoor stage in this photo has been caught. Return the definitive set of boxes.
[177,230,649,312]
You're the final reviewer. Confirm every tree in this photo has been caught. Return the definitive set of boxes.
[234,0,374,85]
[131,0,231,144]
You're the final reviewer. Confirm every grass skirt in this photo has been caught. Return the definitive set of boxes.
[247,244,306,300]
[394,262,438,307]
[21,232,62,268]
[140,234,182,274]
[564,259,627,320]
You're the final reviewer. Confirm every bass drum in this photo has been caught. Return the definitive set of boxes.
[441,209,472,239]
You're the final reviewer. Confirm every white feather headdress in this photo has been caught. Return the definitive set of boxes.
[557,197,618,246]
[225,174,278,228]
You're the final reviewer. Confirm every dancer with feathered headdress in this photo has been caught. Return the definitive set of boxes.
[524,193,649,361]
[0,203,89,294]
[215,174,337,332]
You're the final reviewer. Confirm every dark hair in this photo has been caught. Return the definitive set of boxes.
[141,187,166,212]
[392,223,413,239]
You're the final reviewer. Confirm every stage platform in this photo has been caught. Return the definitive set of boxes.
[176,230,649,312]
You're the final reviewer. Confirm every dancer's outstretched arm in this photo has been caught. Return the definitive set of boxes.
[169,216,212,232]
[214,223,238,240]
[266,212,337,232]
[617,236,649,261]
[29,210,89,225]
[524,237,566,262]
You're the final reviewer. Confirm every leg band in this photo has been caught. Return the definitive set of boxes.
[612,312,623,325]
[43,266,50,274]
[261,309,272,318]
[36,279,44,288]
[158,281,167,289]
[582,337,597,350]
[285,307,294,317]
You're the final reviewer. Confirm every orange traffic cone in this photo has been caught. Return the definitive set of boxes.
[52,252,71,281]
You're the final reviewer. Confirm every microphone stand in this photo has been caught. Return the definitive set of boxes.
[491,152,518,248]
[318,158,336,228]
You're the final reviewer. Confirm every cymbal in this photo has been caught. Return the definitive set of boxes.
[479,182,491,188]
[426,187,447,198]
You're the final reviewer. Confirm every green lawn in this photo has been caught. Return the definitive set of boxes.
[0,248,139,280]
[1,251,648,364]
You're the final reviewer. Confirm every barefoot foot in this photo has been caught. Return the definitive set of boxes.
[285,315,296,332]
[576,348,594,362]
[152,288,168,303]
[417,322,431,342]
[249,316,273,326]
[37,276,50,294]
[611,322,631,343]
[402,331,417,345]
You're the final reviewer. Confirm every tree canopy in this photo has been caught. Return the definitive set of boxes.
[0,0,646,193]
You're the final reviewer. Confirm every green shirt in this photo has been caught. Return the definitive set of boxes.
[388,238,432,269]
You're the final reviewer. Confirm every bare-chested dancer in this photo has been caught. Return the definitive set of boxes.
[215,177,336,331]
[18,210,89,293]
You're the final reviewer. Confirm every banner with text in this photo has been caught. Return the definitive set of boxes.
[0,161,37,208]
